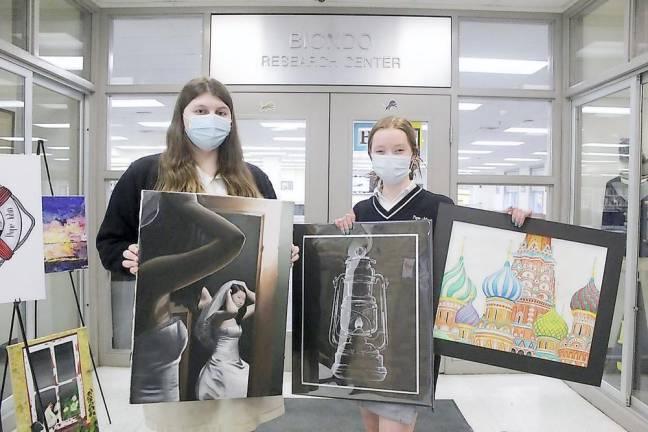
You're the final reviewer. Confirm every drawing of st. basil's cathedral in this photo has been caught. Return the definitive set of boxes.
[434,233,601,366]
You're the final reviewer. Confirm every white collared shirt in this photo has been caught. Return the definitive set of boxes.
[374,180,417,212]
[196,165,228,196]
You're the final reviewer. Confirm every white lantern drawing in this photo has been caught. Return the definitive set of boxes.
[329,245,389,383]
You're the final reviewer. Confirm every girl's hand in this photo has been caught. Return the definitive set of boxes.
[122,244,139,275]
[506,207,532,228]
[290,244,300,263]
[334,210,356,235]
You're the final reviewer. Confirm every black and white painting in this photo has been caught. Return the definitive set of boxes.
[131,191,293,404]
[293,221,435,407]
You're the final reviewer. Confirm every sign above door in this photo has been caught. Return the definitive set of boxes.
[210,15,451,87]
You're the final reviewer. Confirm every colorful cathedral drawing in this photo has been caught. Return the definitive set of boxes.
[434,233,602,367]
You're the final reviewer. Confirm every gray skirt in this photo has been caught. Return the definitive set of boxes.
[358,401,418,426]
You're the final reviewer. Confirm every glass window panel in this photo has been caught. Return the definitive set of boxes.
[458,98,551,176]
[32,85,80,194]
[0,0,27,49]
[570,0,627,85]
[457,184,548,218]
[105,181,135,350]
[634,0,648,57]
[237,119,306,223]
[38,0,91,79]
[0,68,25,154]
[632,82,648,404]
[459,20,552,90]
[577,88,630,390]
[32,84,82,336]
[108,94,176,170]
[110,16,203,85]
[350,120,429,206]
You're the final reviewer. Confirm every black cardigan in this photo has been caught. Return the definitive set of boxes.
[96,153,276,276]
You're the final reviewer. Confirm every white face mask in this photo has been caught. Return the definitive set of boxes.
[183,114,231,151]
[371,154,412,186]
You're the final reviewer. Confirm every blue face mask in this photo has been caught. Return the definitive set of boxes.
[183,114,232,151]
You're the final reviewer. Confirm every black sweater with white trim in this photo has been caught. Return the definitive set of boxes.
[353,184,454,223]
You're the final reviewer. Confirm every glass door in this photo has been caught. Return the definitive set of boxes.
[31,77,84,339]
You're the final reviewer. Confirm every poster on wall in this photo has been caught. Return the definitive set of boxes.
[0,154,46,303]
[130,191,293,404]
[42,196,88,273]
[292,221,435,407]
[7,327,99,432]
[433,203,625,385]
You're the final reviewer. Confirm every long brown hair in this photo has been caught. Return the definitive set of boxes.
[155,77,260,197]
[367,116,422,179]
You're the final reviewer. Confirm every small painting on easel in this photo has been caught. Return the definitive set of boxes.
[7,327,99,432]
[42,196,88,273]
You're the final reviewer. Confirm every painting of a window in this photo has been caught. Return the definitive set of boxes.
[24,335,86,429]
[8,328,99,432]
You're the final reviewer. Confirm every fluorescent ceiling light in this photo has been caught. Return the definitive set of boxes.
[111,99,164,108]
[0,137,47,142]
[504,157,541,162]
[471,140,524,146]
[244,146,305,151]
[138,121,170,128]
[458,150,493,154]
[459,57,548,75]
[522,84,552,90]
[39,103,68,110]
[583,143,629,148]
[34,123,70,129]
[467,166,497,170]
[583,152,627,157]
[116,145,166,150]
[260,122,306,130]
[40,56,83,71]
[47,146,70,150]
[504,127,549,135]
[458,157,470,160]
[273,137,306,142]
[0,100,24,108]
[581,160,617,163]
[244,151,286,156]
[110,136,129,141]
[533,151,548,156]
[54,158,70,161]
[458,103,482,111]
[582,106,630,115]
[485,163,516,166]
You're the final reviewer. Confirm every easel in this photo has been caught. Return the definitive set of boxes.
[0,300,52,431]
[6,141,113,425]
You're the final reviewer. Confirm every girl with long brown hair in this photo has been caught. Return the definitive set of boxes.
[97,77,297,432]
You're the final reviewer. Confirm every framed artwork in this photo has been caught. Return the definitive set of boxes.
[0,154,45,303]
[130,191,293,404]
[42,196,88,273]
[433,203,625,385]
[7,328,98,432]
[293,220,435,406]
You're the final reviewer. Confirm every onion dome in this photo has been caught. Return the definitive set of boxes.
[455,303,480,326]
[570,277,600,314]
[440,256,477,303]
[534,308,568,340]
[482,260,522,301]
